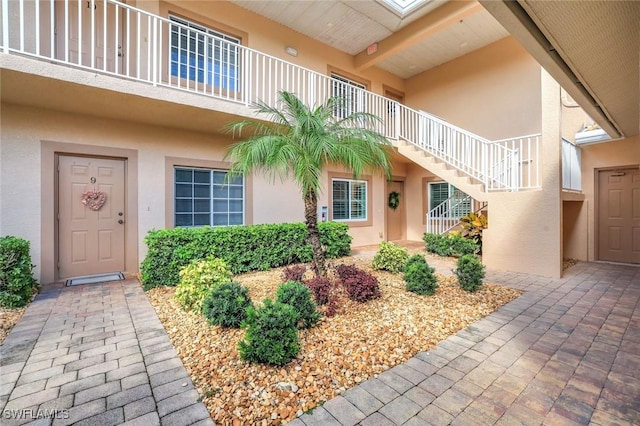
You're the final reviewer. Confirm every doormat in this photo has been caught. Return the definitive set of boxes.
[66,272,125,286]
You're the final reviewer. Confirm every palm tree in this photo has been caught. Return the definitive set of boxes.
[225,91,392,277]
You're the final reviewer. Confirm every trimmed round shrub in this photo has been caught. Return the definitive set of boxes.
[202,282,253,328]
[276,281,320,329]
[372,241,409,273]
[174,256,232,312]
[238,299,300,365]
[454,254,485,292]
[335,264,380,302]
[403,254,438,296]
[303,276,332,305]
[0,236,37,308]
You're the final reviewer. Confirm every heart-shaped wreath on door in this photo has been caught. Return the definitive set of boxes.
[81,190,107,211]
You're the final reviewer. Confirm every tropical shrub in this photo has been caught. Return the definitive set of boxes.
[140,222,351,290]
[276,281,320,329]
[459,212,488,246]
[174,256,233,312]
[202,282,253,328]
[0,236,37,308]
[303,276,332,306]
[372,241,409,273]
[403,254,438,296]
[423,233,479,257]
[282,265,307,282]
[454,254,485,292]
[334,264,380,302]
[238,299,300,365]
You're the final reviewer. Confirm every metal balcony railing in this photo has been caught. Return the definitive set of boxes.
[1,0,541,191]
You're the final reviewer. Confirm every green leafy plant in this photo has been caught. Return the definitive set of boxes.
[334,264,380,302]
[174,256,233,312]
[372,241,409,273]
[0,236,37,308]
[454,254,485,292]
[238,299,300,365]
[140,222,351,290]
[276,281,320,329]
[202,282,253,328]
[226,91,392,277]
[423,233,479,257]
[303,276,332,306]
[403,254,438,296]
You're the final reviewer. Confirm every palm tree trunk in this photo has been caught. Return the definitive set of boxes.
[304,190,327,277]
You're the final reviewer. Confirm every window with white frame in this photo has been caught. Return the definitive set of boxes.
[331,73,367,119]
[332,178,367,221]
[428,182,471,217]
[169,15,240,90]
[174,167,244,227]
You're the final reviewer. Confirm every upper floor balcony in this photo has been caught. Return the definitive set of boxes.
[1,0,541,192]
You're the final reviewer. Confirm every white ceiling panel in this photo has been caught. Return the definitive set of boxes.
[230,1,508,76]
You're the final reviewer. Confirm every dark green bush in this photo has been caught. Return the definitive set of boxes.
[0,236,37,308]
[334,264,380,302]
[372,241,409,273]
[403,254,438,296]
[423,233,479,257]
[238,299,300,365]
[454,254,485,292]
[276,281,320,329]
[202,282,253,328]
[140,222,351,290]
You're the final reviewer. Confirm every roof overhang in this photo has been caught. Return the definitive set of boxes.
[480,0,640,139]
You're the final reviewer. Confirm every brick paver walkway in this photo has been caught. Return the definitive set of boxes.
[291,259,640,425]
[0,279,213,426]
[1,254,639,425]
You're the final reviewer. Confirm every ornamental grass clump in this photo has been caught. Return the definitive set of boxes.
[276,281,320,329]
[238,299,300,366]
[454,254,485,292]
[335,264,380,302]
[403,254,438,296]
[202,282,253,328]
[372,241,409,273]
[174,256,233,312]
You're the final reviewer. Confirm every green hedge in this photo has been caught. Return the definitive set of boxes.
[0,236,37,307]
[423,232,479,257]
[140,222,351,290]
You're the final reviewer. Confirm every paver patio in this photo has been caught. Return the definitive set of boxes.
[1,256,638,425]
[0,279,212,426]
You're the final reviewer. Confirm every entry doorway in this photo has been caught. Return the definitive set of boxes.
[57,155,126,278]
[387,180,405,241]
[597,168,640,263]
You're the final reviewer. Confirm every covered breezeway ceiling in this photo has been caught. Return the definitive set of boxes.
[230,0,509,78]
[480,0,640,139]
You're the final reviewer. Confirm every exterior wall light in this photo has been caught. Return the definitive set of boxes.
[285,46,298,57]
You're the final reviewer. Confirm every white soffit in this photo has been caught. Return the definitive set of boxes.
[376,8,508,78]
[517,0,639,138]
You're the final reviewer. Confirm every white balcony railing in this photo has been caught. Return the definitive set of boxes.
[0,0,540,191]
[562,138,582,191]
